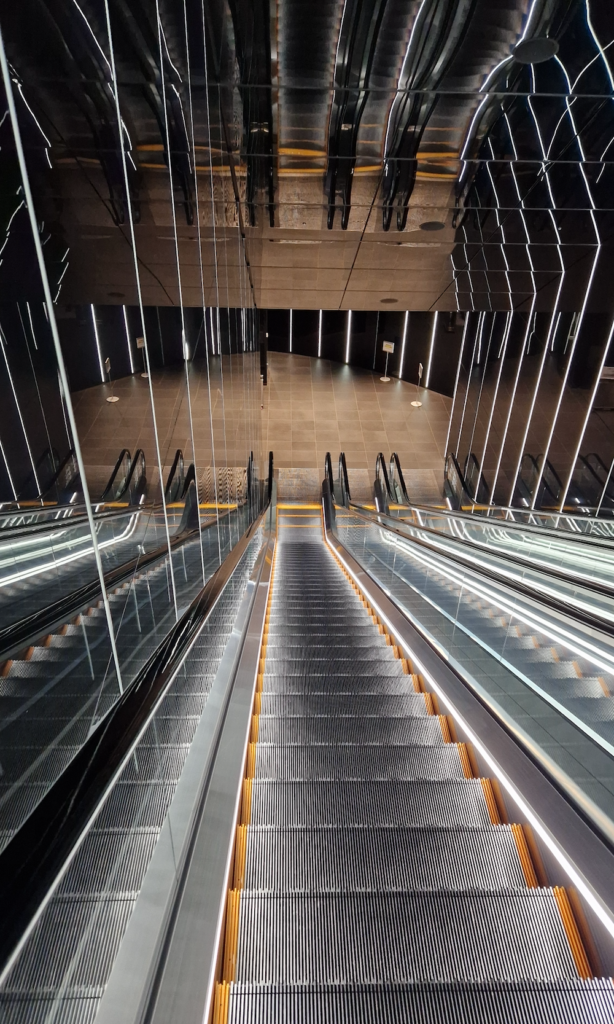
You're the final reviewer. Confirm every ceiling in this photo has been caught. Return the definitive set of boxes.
[1,0,613,312]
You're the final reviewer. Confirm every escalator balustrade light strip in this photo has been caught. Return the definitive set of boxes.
[553,888,593,980]
[511,824,539,888]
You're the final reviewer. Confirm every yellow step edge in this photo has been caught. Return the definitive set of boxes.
[212,982,230,1024]
[456,743,474,779]
[250,714,259,743]
[553,887,593,979]
[233,825,248,889]
[222,889,241,982]
[479,778,501,824]
[510,824,538,888]
[241,778,253,825]
[245,743,257,779]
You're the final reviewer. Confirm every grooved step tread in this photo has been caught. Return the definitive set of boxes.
[243,826,527,891]
[234,891,578,983]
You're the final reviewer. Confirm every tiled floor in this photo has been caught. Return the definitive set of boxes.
[70,352,450,503]
[265,352,450,500]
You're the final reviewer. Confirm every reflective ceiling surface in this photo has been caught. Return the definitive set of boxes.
[0,0,613,311]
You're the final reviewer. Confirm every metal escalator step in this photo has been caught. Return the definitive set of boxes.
[257,717,434,745]
[226,980,614,1023]
[264,651,394,666]
[234,891,578,982]
[120,745,190,783]
[265,636,390,650]
[253,745,464,781]
[95,782,178,831]
[261,677,419,696]
[1,897,134,995]
[263,663,404,679]
[259,695,428,717]
[58,830,159,897]
[244,826,527,891]
[248,780,493,827]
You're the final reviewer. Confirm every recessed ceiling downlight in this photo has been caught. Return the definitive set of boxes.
[513,37,559,64]
[419,221,445,231]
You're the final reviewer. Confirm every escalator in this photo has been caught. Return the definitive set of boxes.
[215,501,610,1020]
[0,460,614,1023]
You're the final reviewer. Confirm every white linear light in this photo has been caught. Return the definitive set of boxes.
[0,439,16,500]
[550,311,562,352]
[443,314,469,460]
[318,309,323,357]
[345,309,352,364]
[489,300,535,504]
[399,311,409,377]
[424,312,438,388]
[289,309,293,353]
[455,320,479,453]
[530,246,601,509]
[323,524,614,939]
[479,314,511,480]
[90,304,105,383]
[123,306,135,373]
[508,309,556,507]
[560,315,614,512]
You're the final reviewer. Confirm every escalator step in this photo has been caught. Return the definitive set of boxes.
[252,745,465,780]
[234,891,578,982]
[248,780,493,827]
[257,718,434,744]
[260,677,420,696]
[263,663,404,679]
[243,826,527,891]
[226,980,614,1023]
[259,695,428,717]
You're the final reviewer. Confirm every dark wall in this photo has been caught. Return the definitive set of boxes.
[267,309,463,398]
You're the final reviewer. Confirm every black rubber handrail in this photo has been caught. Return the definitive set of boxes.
[324,452,336,501]
[100,449,132,502]
[165,449,184,502]
[122,448,146,504]
[0,501,269,975]
[390,452,410,504]
[338,452,351,506]
[340,501,614,639]
[375,452,393,501]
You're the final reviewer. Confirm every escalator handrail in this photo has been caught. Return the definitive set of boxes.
[389,452,410,504]
[338,452,351,506]
[378,495,614,549]
[165,449,184,502]
[100,448,132,502]
[0,488,226,663]
[0,497,271,977]
[123,448,146,503]
[342,501,614,640]
[375,452,393,501]
[324,452,336,501]
[40,449,80,503]
[348,499,614,603]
